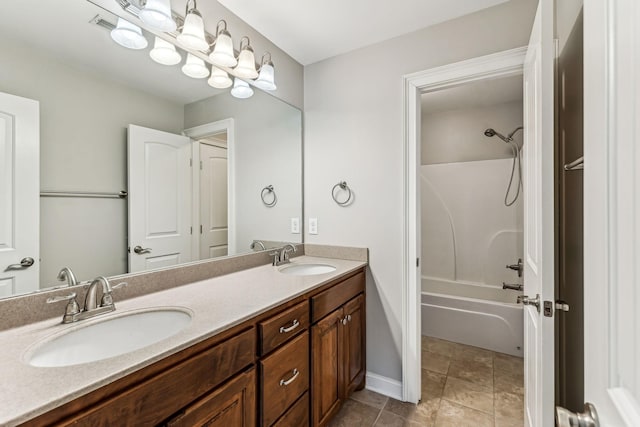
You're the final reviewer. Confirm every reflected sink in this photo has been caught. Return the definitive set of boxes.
[279,263,336,276]
[27,308,192,367]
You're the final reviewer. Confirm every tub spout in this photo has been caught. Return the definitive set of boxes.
[502,282,523,291]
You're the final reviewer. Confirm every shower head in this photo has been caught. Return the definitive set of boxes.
[483,128,511,143]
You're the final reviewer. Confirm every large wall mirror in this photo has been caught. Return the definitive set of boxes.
[0,0,302,298]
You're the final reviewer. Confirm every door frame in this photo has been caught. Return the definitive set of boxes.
[401,47,527,402]
[183,119,236,258]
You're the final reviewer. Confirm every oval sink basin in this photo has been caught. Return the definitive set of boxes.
[279,263,336,276]
[27,309,192,367]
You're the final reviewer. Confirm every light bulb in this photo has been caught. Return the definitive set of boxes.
[111,18,148,50]
[208,66,232,89]
[150,37,181,65]
[139,0,177,32]
[230,78,254,99]
[182,53,210,79]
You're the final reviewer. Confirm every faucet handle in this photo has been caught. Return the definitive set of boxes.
[269,251,281,266]
[47,292,80,322]
[101,282,127,307]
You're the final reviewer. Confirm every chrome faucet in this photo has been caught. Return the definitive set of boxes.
[280,244,296,264]
[251,240,267,251]
[270,244,297,266]
[502,282,523,291]
[506,258,523,277]
[47,276,127,324]
[57,267,78,287]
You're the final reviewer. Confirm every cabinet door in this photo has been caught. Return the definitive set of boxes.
[311,307,344,427]
[343,295,365,396]
[166,368,256,427]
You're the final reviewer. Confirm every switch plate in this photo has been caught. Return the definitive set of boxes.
[309,218,318,235]
[290,217,300,234]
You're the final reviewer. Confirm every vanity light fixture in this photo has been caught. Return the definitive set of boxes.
[149,37,182,65]
[111,17,148,50]
[234,37,258,79]
[254,53,277,91]
[182,53,210,78]
[208,66,233,89]
[230,78,254,99]
[176,0,209,51]
[209,20,237,68]
[138,0,176,32]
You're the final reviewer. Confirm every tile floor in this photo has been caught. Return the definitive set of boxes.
[328,336,524,427]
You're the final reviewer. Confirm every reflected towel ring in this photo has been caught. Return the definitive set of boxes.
[261,185,277,207]
[332,181,352,206]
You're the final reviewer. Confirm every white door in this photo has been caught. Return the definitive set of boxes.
[522,1,555,426]
[128,125,192,272]
[581,0,640,425]
[199,143,228,259]
[0,92,39,297]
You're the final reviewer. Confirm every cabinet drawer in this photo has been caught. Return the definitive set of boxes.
[67,328,256,426]
[312,271,365,323]
[260,331,309,426]
[272,391,309,427]
[260,300,309,355]
[166,368,256,427]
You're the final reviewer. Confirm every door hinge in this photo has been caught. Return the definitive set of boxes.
[200,224,203,234]
[189,158,193,167]
[200,160,203,170]
[190,226,192,235]
[416,258,420,267]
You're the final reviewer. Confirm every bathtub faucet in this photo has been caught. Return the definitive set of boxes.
[506,258,523,277]
[502,282,523,291]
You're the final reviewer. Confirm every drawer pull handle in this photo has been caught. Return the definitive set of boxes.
[279,319,300,334]
[279,368,300,386]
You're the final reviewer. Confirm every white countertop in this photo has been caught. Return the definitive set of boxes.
[0,256,366,426]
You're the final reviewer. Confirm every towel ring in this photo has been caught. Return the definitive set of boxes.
[332,181,352,206]
[261,185,277,207]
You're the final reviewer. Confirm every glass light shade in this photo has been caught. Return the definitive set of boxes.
[207,66,232,89]
[110,18,148,50]
[209,32,237,67]
[234,48,258,79]
[253,63,277,91]
[181,53,210,79]
[230,78,254,99]
[150,37,181,65]
[176,11,209,51]
[139,0,176,32]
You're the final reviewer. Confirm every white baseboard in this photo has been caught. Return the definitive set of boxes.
[365,372,403,401]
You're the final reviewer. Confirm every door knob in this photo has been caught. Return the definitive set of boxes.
[517,294,540,312]
[133,246,152,254]
[6,257,35,270]
[556,402,599,427]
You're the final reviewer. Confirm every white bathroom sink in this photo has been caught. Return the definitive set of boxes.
[279,263,336,276]
[27,309,192,367]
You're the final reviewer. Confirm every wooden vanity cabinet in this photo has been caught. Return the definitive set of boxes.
[311,271,366,427]
[21,267,366,427]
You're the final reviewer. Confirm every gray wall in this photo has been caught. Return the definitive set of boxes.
[184,91,302,252]
[304,0,537,382]
[422,101,524,164]
[0,37,185,288]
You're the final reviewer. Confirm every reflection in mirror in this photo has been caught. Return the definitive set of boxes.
[0,0,302,298]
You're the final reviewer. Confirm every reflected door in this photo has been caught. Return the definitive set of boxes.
[128,125,192,273]
[0,92,39,296]
[199,143,228,259]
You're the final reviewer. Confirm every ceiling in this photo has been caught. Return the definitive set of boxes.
[421,75,523,115]
[217,0,511,65]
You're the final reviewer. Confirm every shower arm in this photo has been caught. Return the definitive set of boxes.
[508,126,524,140]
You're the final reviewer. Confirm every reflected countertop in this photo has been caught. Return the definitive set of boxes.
[0,255,367,426]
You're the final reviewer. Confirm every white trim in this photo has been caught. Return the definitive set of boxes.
[365,372,403,401]
[401,47,526,403]
[183,119,236,257]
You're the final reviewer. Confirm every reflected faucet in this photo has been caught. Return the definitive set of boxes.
[251,240,267,251]
[57,267,78,287]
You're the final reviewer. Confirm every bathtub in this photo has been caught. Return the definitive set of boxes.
[421,277,523,357]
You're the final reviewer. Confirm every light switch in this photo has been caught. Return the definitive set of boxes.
[309,218,318,235]
[291,217,300,234]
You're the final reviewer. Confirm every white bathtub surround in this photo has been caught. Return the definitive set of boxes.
[421,159,523,288]
[421,282,523,357]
